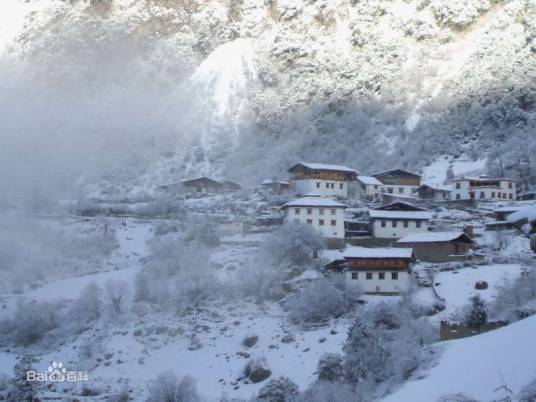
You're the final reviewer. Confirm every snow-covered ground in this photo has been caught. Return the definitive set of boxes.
[382,314,536,402]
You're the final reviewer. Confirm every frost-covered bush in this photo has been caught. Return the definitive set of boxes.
[343,301,436,389]
[518,377,536,402]
[256,376,299,402]
[146,371,201,402]
[490,268,536,321]
[317,353,344,382]
[6,301,60,346]
[285,278,347,324]
[429,0,491,29]
[296,381,358,402]
[69,282,102,325]
[260,222,324,268]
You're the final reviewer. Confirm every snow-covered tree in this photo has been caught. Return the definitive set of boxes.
[7,355,37,402]
[463,295,488,329]
[146,371,201,402]
[257,377,299,402]
[317,353,344,383]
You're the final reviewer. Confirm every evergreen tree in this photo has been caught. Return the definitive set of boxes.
[464,295,488,329]
[8,354,37,402]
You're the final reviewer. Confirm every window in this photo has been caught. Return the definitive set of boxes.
[492,192,495,198]
[391,272,398,280]
[374,185,378,189]
[456,183,461,189]
[316,182,320,189]
[509,182,513,189]
[294,208,300,215]
[503,193,507,199]
[330,208,336,215]
[403,221,409,228]
[379,272,385,280]
[416,221,421,228]
[392,220,397,228]
[456,194,461,200]
[331,183,335,189]
[319,219,324,226]
[319,208,324,215]
[381,220,386,228]
[326,183,329,189]
[306,219,313,225]
[339,183,343,189]
[388,188,394,194]
[398,187,404,194]
[480,191,485,199]
[366,272,373,280]
[307,208,312,215]
[351,272,358,280]
[331,220,336,226]
[470,192,475,199]
[509,193,513,199]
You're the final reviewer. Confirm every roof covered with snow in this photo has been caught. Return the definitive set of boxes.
[344,247,414,259]
[261,179,289,185]
[357,175,383,186]
[372,168,421,178]
[369,210,433,220]
[397,232,473,243]
[451,175,517,182]
[282,197,348,208]
[417,183,452,192]
[288,162,357,174]
[374,201,429,212]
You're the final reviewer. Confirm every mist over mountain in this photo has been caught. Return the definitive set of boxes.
[2,0,536,202]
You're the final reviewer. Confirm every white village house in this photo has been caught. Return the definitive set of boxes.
[354,175,384,200]
[372,169,422,197]
[281,197,347,239]
[369,201,432,239]
[288,162,357,197]
[451,175,517,201]
[343,247,414,295]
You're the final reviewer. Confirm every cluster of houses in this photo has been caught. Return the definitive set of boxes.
[160,161,522,296]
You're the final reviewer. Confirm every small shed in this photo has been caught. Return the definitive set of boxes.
[397,232,474,263]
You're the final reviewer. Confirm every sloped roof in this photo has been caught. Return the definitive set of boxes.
[182,176,223,187]
[344,247,414,259]
[357,175,383,186]
[369,210,433,220]
[288,162,357,174]
[282,197,348,208]
[398,232,473,244]
[417,184,452,192]
[372,168,421,178]
[451,175,517,182]
[374,201,429,212]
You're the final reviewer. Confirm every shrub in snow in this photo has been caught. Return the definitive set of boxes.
[436,394,480,402]
[245,358,272,383]
[317,353,344,382]
[260,222,324,269]
[105,279,130,316]
[146,371,201,402]
[474,281,488,290]
[285,277,347,324]
[491,268,536,321]
[297,381,358,402]
[343,300,436,388]
[69,282,102,326]
[518,377,536,402]
[256,377,299,402]
[9,300,59,346]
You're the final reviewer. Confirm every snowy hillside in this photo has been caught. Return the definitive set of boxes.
[382,315,536,402]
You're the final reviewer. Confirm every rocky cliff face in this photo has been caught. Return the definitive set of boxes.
[2,0,536,199]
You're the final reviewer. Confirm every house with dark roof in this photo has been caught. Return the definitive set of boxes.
[372,168,422,197]
[397,232,474,262]
[288,162,358,197]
